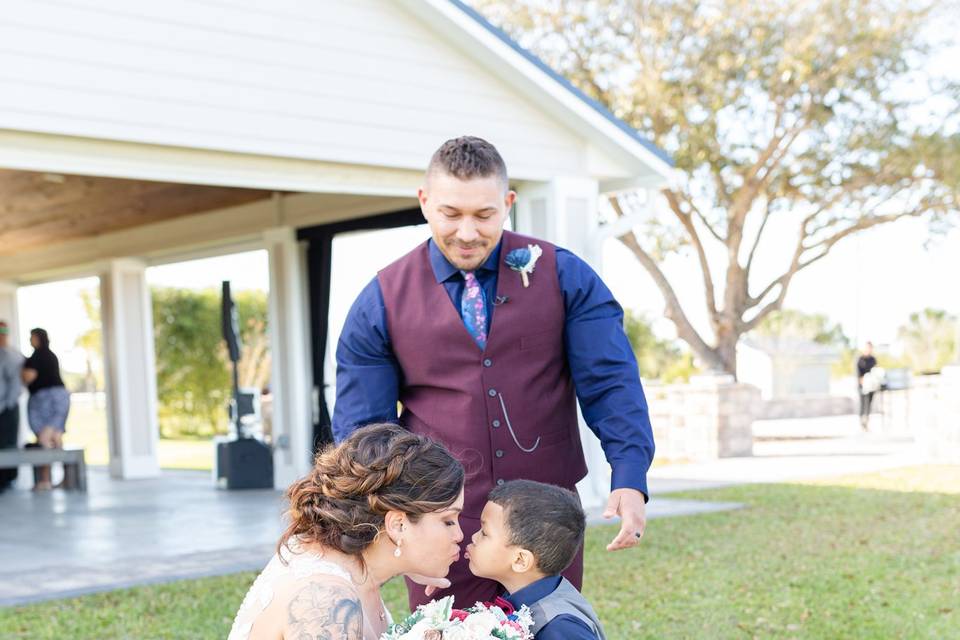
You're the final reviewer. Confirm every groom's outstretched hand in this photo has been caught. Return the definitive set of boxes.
[603,488,647,551]
[406,573,451,597]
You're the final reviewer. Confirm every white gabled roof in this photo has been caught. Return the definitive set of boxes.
[403,0,675,182]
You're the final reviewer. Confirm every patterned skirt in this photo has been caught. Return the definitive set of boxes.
[27,386,71,434]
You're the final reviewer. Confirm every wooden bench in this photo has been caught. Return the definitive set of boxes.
[0,447,87,491]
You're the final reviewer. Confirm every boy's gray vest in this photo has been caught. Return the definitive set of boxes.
[529,578,607,639]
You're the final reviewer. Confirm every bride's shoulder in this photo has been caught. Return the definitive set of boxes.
[278,574,363,640]
[278,540,355,583]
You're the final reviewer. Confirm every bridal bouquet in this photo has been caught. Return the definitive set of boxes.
[381,595,533,640]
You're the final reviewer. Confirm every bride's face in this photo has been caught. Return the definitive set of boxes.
[400,489,465,577]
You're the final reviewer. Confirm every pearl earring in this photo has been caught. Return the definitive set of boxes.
[394,539,402,558]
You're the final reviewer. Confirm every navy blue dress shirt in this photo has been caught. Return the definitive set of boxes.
[333,238,655,497]
[504,575,598,640]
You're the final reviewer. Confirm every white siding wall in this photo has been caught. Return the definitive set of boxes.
[0,0,587,179]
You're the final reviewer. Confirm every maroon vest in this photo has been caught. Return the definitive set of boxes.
[378,230,587,518]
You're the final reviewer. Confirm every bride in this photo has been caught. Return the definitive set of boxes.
[230,423,465,640]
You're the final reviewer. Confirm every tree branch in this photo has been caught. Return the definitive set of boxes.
[727,115,808,258]
[712,168,731,209]
[556,25,612,106]
[657,191,719,317]
[744,199,772,276]
[802,174,917,235]
[611,198,717,363]
[804,210,918,256]
[748,206,928,315]
[742,248,833,334]
[681,192,725,243]
[741,102,787,187]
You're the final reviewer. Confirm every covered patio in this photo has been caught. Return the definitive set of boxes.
[0,0,673,505]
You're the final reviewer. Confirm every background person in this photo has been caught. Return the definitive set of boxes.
[857,341,879,430]
[0,320,24,492]
[22,327,71,491]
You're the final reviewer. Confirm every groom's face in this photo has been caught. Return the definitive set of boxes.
[418,171,515,271]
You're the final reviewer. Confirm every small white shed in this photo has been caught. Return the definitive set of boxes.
[737,336,839,400]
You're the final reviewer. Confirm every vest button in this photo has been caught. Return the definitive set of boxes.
[492,420,501,428]
[488,388,497,397]
[483,358,492,367]
[495,449,504,458]
[496,479,505,486]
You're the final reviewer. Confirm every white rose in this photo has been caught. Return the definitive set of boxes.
[444,629,497,640]
[438,626,469,640]
[461,611,501,636]
[403,619,438,639]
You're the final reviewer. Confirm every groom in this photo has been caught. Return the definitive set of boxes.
[333,136,655,609]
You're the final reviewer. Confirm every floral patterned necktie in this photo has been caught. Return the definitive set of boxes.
[460,270,488,350]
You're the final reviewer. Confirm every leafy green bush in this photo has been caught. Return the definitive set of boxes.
[897,308,957,374]
[623,310,699,382]
[152,287,269,439]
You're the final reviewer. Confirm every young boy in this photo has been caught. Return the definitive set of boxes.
[464,480,606,640]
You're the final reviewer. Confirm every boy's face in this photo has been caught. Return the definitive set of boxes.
[465,501,517,581]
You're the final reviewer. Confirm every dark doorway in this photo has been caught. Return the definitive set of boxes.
[298,208,425,451]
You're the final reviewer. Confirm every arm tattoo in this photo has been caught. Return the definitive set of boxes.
[286,581,363,640]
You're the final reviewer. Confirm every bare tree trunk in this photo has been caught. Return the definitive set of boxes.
[714,325,739,377]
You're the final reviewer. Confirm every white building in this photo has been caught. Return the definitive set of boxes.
[737,336,839,400]
[0,0,673,506]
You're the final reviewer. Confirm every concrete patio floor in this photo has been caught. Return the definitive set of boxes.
[0,415,927,608]
[0,469,286,606]
[0,467,745,607]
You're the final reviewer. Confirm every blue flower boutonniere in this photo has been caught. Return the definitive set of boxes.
[505,244,543,288]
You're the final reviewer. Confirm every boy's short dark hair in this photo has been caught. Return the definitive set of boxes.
[426,136,508,189]
[488,479,586,575]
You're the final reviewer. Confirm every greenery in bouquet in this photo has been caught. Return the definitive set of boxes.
[382,595,533,640]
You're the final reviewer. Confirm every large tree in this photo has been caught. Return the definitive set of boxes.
[476,0,959,374]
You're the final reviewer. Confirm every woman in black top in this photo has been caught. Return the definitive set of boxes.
[22,328,71,491]
[856,341,878,430]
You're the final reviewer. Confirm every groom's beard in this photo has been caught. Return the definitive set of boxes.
[442,240,491,271]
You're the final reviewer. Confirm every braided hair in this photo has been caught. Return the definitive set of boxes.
[279,423,464,562]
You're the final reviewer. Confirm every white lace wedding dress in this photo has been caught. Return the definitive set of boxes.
[229,542,393,640]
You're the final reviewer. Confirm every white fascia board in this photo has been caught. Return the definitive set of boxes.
[404,0,675,182]
[0,130,423,197]
[600,173,681,195]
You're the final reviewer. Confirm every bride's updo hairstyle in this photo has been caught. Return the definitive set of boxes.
[279,423,464,560]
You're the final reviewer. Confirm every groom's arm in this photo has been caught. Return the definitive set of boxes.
[332,277,402,442]
[558,249,655,499]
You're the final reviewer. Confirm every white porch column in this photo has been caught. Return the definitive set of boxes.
[515,178,610,510]
[264,227,314,488]
[515,177,603,266]
[100,259,161,479]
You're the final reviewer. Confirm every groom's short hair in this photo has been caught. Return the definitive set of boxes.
[426,136,509,190]
[488,480,585,575]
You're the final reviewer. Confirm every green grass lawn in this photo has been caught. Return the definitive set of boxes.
[63,396,215,470]
[1,466,957,639]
